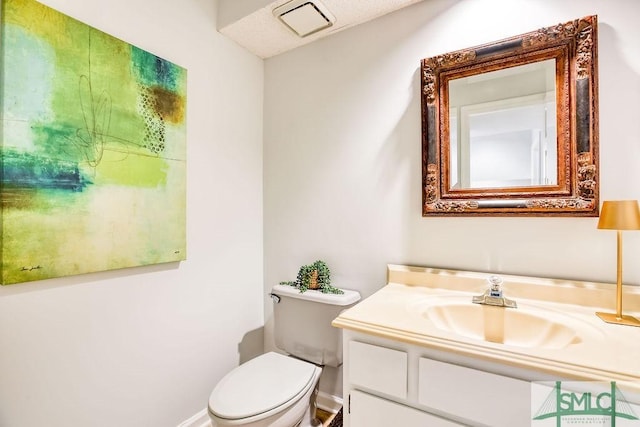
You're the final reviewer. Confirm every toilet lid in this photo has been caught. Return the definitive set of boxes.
[208,352,318,420]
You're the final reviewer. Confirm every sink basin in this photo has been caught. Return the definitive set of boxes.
[409,297,597,349]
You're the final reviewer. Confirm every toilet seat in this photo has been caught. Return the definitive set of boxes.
[208,352,319,421]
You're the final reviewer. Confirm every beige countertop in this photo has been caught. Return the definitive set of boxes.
[333,264,640,392]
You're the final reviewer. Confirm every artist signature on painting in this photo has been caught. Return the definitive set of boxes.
[21,265,42,272]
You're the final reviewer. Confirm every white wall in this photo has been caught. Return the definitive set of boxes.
[0,0,264,426]
[264,0,640,397]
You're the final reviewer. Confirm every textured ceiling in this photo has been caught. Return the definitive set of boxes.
[219,0,426,58]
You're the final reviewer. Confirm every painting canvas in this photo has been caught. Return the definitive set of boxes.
[1,0,187,285]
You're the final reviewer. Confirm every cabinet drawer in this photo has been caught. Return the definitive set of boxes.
[350,390,464,427]
[419,358,531,427]
[348,341,407,399]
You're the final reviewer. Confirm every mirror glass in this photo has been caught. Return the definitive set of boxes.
[448,60,557,189]
[420,15,599,216]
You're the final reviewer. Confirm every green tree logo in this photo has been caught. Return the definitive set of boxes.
[533,381,639,427]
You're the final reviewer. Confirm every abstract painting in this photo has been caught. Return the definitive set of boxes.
[1,0,187,285]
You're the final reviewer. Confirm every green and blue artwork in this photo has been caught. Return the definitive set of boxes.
[1,0,187,284]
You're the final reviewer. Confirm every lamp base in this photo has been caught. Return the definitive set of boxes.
[596,311,640,327]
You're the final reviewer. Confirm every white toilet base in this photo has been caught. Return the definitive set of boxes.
[294,396,323,427]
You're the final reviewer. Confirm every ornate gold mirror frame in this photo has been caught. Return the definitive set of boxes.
[421,16,599,216]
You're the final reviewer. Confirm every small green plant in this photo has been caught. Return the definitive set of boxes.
[280,260,344,294]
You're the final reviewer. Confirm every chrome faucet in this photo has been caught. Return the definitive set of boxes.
[472,275,517,308]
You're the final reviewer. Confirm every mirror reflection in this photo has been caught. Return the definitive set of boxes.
[448,59,557,190]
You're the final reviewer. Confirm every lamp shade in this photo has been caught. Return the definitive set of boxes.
[597,200,640,230]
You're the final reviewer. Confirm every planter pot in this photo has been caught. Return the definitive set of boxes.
[308,270,320,290]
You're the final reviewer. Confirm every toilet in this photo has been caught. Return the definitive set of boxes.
[208,284,360,427]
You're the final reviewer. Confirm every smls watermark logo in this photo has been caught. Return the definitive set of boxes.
[532,381,640,427]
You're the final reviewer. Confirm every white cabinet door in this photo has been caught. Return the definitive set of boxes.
[419,358,531,427]
[350,390,464,427]
[348,341,407,399]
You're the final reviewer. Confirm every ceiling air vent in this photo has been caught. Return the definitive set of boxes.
[273,0,336,38]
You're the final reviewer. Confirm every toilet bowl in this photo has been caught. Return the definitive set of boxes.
[208,352,322,427]
[208,285,360,427]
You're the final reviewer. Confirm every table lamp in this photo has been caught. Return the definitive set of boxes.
[596,200,640,327]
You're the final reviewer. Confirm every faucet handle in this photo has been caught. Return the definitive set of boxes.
[487,275,503,297]
[473,275,517,308]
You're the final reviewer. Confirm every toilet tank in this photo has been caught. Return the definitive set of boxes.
[271,284,360,367]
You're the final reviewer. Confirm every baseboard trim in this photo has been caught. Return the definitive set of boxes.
[177,408,210,427]
[316,392,343,414]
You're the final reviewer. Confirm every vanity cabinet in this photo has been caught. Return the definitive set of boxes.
[343,333,536,427]
[334,265,640,427]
